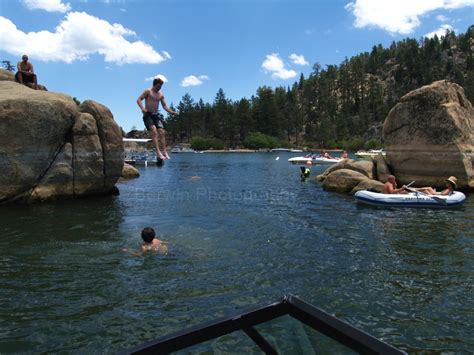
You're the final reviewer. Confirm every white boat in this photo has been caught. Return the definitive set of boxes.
[288,155,342,164]
[123,138,152,143]
[271,148,303,153]
[313,157,342,164]
[288,155,314,163]
[355,149,385,158]
[354,190,466,207]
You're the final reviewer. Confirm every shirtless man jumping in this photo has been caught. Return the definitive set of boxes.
[137,78,177,160]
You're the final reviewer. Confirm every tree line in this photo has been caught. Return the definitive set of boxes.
[156,26,473,150]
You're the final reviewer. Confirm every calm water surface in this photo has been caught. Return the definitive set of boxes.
[0,153,473,353]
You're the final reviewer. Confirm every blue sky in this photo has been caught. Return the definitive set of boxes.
[1,0,473,131]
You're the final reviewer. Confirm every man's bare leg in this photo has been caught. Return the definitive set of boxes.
[17,72,23,84]
[151,126,165,160]
[158,128,170,159]
[33,74,38,90]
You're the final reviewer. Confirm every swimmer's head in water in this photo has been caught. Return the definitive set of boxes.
[141,227,155,243]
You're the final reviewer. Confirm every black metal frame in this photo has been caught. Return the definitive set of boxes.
[124,294,405,354]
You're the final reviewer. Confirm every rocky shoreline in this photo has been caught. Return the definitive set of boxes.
[317,80,474,193]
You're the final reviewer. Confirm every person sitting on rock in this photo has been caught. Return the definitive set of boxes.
[15,54,38,89]
[414,176,457,196]
[383,175,407,194]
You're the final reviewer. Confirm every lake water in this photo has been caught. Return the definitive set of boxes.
[1,153,473,353]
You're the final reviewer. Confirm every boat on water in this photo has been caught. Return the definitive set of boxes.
[355,190,466,207]
[313,157,343,164]
[270,148,303,152]
[170,144,197,153]
[355,149,385,158]
[288,154,342,164]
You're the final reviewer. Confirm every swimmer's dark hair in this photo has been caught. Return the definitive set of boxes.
[153,78,164,87]
[141,227,155,243]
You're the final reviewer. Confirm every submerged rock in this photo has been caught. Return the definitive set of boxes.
[121,163,140,179]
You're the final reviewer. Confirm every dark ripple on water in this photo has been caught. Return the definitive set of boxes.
[0,153,473,353]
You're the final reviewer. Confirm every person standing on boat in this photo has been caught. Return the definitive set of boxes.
[383,175,407,194]
[137,78,177,161]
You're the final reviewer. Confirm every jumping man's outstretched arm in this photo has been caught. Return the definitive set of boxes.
[160,96,177,115]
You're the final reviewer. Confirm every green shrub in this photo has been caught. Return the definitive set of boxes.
[347,137,365,151]
[191,137,225,150]
[364,138,383,150]
[208,138,225,150]
[243,132,280,149]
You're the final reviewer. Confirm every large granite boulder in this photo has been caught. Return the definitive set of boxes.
[316,159,374,181]
[0,69,15,82]
[322,169,369,193]
[0,81,124,202]
[121,163,140,179]
[383,80,474,190]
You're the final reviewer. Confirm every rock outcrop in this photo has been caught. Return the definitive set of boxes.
[0,80,124,203]
[121,163,140,179]
[383,80,474,190]
[322,169,370,193]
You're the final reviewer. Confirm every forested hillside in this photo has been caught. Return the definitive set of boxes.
[163,26,474,150]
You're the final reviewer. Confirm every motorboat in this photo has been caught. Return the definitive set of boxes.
[270,148,303,153]
[171,144,197,153]
[288,155,315,163]
[288,154,342,164]
[354,190,466,207]
[355,149,385,159]
[313,157,343,164]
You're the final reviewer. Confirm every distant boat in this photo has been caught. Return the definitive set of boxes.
[288,154,342,164]
[123,138,152,143]
[270,148,291,152]
[355,149,385,159]
[171,144,197,153]
[271,148,303,153]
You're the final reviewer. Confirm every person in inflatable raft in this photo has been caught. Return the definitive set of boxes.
[413,176,457,196]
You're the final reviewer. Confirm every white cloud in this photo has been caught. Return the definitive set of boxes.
[262,53,297,80]
[145,74,168,82]
[289,53,309,66]
[345,0,474,35]
[425,24,455,38]
[436,14,449,21]
[181,75,209,87]
[22,0,71,13]
[0,12,168,65]
[162,51,172,60]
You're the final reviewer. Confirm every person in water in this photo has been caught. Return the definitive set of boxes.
[383,175,408,194]
[414,176,457,195]
[15,54,38,89]
[300,166,311,181]
[137,78,177,161]
[341,151,349,159]
[123,227,168,256]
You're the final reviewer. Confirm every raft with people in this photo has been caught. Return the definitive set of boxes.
[354,190,466,207]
